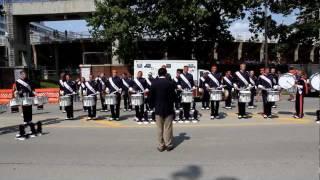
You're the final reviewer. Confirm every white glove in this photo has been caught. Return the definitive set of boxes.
[192,86,197,90]
[205,83,209,88]
[199,88,204,93]
[60,90,64,96]
[105,88,110,94]
[177,85,182,90]
[258,85,266,90]
[144,89,149,93]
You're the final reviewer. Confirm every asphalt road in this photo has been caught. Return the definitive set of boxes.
[0,97,319,180]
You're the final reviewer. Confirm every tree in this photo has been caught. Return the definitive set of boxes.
[87,0,248,63]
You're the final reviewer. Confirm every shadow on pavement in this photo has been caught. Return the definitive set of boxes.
[173,132,190,149]
[305,112,316,116]
[278,111,293,115]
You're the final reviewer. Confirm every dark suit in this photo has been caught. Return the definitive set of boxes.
[132,77,148,121]
[150,76,177,148]
[85,80,98,118]
[178,73,194,119]
[63,80,76,118]
[258,74,274,116]
[97,77,108,111]
[207,72,222,117]
[234,70,250,116]
[122,78,132,110]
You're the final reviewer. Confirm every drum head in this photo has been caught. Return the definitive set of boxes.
[310,73,320,91]
[279,73,296,89]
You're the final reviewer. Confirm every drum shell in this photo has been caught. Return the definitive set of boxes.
[181,91,193,103]
[131,94,144,106]
[239,90,251,103]
[10,98,22,107]
[267,90,280,102]
[83,96,96,107]
[22,97,34,106]
[59,96,71,107]
[210,90,223,101]
[104,94,118,105]
[33,96,47,105]
[0,104,7,112]
[310,73,320,91]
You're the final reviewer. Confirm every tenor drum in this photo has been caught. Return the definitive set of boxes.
[267,90,280,102]
[59,96,71,107]
[239,90,251,103]
[279,73,296,89]
[10,98,22,107]
[83,96,96,107]
[22,97,34,106]
[181,91,193,103]
[310,72,320,91]
[105,94,118,105]
[210,89,223,101]
[131,94,144,106]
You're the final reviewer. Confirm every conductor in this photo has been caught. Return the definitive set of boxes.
[150,68,177,152]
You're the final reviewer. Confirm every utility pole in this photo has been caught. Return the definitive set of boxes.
[264,0,268,67]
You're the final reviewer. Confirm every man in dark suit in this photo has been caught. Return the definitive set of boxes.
[150,68,177,152]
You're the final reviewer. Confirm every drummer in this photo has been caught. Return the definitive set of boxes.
[121,73,133,112]
[145,72,155,111]
[177,65,197,122]
[234,63,252,119]
[97,72,109,112]
[85,75,99,120]
[207,65,223,119]
[258,67,276,119]
[294,71,308,119]
[106,70,123,121]
[59,72,66,112]
[15,70,37,140]
[63,74,76,120]
[78,77,88,112]
[270,67,279,108]
[199,71,210,110]
[173,69,183,110]
[129,71,149,124]
[222,70,233,109]
[248,70,257,109]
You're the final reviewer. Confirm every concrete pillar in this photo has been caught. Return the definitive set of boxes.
[112,39,120,64]
[310,45,315,62]
[54,45,59,78]
[213,42,218,61]
[294,44,300,62]
[32,45,37,69]
[238,42,243,61]
[260,43,265,63]
[6,14,31,68]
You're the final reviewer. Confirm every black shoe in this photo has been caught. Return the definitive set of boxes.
[157,147,165,152]
[166,146,174,151]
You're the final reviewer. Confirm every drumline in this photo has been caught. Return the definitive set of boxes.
[6,69,320,128]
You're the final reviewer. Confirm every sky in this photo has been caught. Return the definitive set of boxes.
[43,11,298,40]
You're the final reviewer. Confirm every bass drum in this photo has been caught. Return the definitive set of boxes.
[279,73,296,90]
[310,72,320,91]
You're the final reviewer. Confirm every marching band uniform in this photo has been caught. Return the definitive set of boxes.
[222,74,233,109]
[85,79,99,120]
[145,75,155,111]
[173,75,182,110]
[130,77,149,123]
[258,73,275,118]
[270,72,279,108]
[122,76,132,111]
[79,79,88,111]
[97,76,108,112]
[178,72,195,121]
[11,83,19,113]
[59,77,65,111]
[207,71,222,119]
[248,74,257,109]
[15,76,37,138]
[199,75,210,110]
[294,76,308,118]
[107,76,123,120]
[234,70,251,118]
[63,79,76,120]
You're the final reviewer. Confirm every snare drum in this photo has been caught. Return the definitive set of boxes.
[33,96,46,105]
[210,89,223,101]
[83,96,96,107]
[22,97,34,106]
[131,94,144,106]
[10,98,22,107]
[0,104,7,112]
[59,96,71,107]
[181,91,193,103]
[267,90,280,102]
[310,72,320,91]
[105,94,118,105]
[287,86,297,94]
[239,90,251,103]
